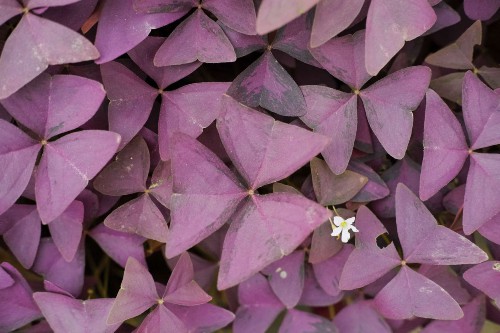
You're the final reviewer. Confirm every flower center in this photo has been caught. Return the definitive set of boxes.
[340,221,347,228]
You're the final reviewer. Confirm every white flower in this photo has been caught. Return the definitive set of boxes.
[331,216,358,243]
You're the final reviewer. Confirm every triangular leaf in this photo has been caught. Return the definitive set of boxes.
[47,200,83,262]
[255,0,320,34]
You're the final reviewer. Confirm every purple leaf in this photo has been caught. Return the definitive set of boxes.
[300,86,357,174]
[430,71,465,105]
[365,0,436,75]
[308,220,343,264]
[418,265,471,305]
[310,157,368,205]
[425,21,481,70]
[133,0,196,13]
[149,161,172,209]
[24,0,82,8]
[261,251,305,309]
[255,0,320,35]
[360,66,431,159]
[203,0,256,35]
[463,261,500,305]
[47,200,83,262]
[154,9,236,66]
[1,204,41,268]
[0,0,22,26]
[217,95,329,188]
[333,301,391,333]
[219,22,268,57]
[0,263,41,332]
[88,223,146,268]
[0,13,99,99]
[396,183,487,265]
[226,52,308,117]
[107,257,158,325]
[95,0,185,64]
[299,264,342,306]
[310,0,365,48]
[33,292,120,333]
[348,161,390,202]
[136,305,188,333]
[36,130,121,222]
[166,303,235,333]
[374,265,463,320]
[159,82,230,160]
[0,265,14,289]
[279,309,338,333]
[419,89,468,201]
[425,1,460,35]
[464,0,500,20]
[218,193,331,289]
[313,244,353,296]
[41,0,99,31]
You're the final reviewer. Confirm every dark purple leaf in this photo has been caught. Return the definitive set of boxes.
[203,0,256,35]
[464,0,500,20]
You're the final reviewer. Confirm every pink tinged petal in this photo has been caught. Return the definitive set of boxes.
[418,265,471,305]
[128,37,201,89]
[1,204,41,268]
[360,66,431,159]
[107,258,158,325]
[94,136,150,196]
[218,193,331,290]
[101,61,158,149]
[348,161,390,202]
[1,73,105,139]
[217,95,329,188]
[375,266,463,320]
[463,153,500,234]
[425,21,481,70]
[159,82,230,160]
[33,238,85,297]
[203,0,256,35]
[165,134,246,258]
[365,0,436,76]
[261,251,305,309]
[255,0,320,35]
[396,184,487,264]
[0,13,99,99]
[279,309,338,333]
[310,157,368,205]
[47,200,83,262]
[313,244,353,296]
[35,130,120,223]
[154,9,236,66]
[309,221,343,264]
[0,0,22,26]
[234,274,285,333]
[136,305,188,333]
[226,52,307,117]
[0,263,41,332]
[310,0,365,48]
[33,293,120,333]
[464,0,500,20]
[334,301,391,333]
[339,206,401,290]
[95,0,185,64]
[463,261,500,305]
[462,71,500,150]
[166,303,235,333]
[419,90,468,201]
[310,30,371,89]
[88,223,146,268]
[300,86,357,174]
[104,194,168,242]
[149,160,172,209]
[0,120,40,215]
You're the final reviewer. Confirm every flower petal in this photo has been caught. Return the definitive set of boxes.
[341,229,351,243]
[350,226,359,233]
[333,216,344,227]
[331,227,342,237]
[346,217,356,225]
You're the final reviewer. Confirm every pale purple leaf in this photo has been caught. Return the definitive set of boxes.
[339,206,401,290]
[333,301,392,333]
[36,130,121,223]
[101,61,158,149]
[165,134,246,258]
[299,264,343,306]
[218,193,331,290]
[24,0,82,8]
[360,66,431,159]
[159,82,230,160]
[0,265,14,289]
[0,13,99,99]
[217,95,329,188]
[219,22,267,57]
[308,220,343,264]
[166,303,235,333]
[365,0,436,75]
[418,265,471,304]
[154,9,236,66]
[279,309,338,333]
[107,257,158,325]
[255,0,320,35]
[419,89,468,200]
[464,0,500,20]
[374,266,463,320]
[227,52,307,117]
[396,183,487,264]
[133,0,196,13]
[203,0,256,35]
[300,86,357,174]
[0,0,22,26]
[149,160,172,209]
[313,244,353,296]
[463,261,500,305]
[41,0,98,31]
[95,0,185,64]
[94,136,150,196]
[47,200,83,262]
[348,161,390,202]
[136,304,188,333]
[462,71,500,150]
[33,292,120,333]
[310,0,365,48]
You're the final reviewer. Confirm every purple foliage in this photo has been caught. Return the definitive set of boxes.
[1,1,500,332]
